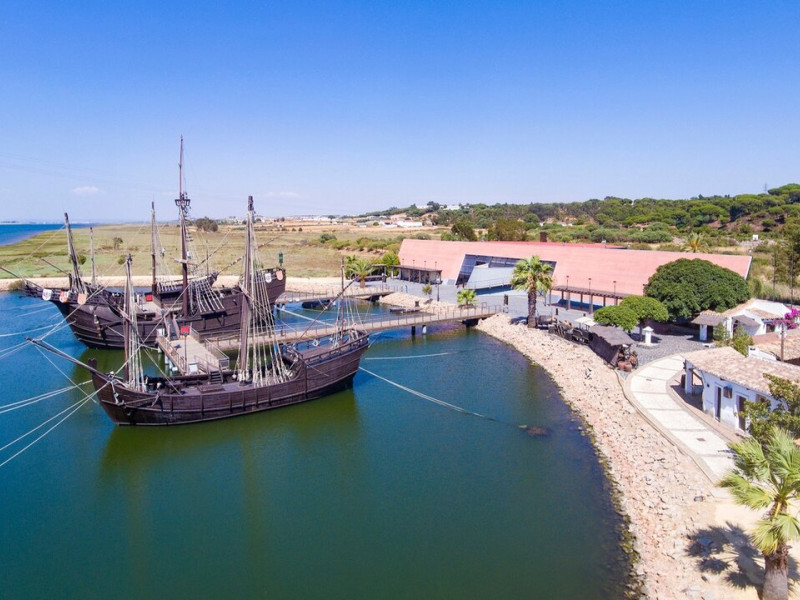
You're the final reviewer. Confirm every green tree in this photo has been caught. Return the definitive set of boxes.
[619,295,669,336]
[487,217,527,241]
[451,219,478,241]
[731,325,754,356]
[112,237,123,251]
[510,256,554,328]
[457,288,477,306]
[593,305,638,332]
[77,254,87,265]
[742,376,800,444]
[644,259,750,321]
[422,283,432,298]
[194,217,219,232]
[719,427,800,600]
[713,323,731,346]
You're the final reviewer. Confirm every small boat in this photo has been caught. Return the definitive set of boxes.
[30,196,369,426]
[301,298,334,310]
[19,138,285,349]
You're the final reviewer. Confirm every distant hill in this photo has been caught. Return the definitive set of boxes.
[360,184,800,244]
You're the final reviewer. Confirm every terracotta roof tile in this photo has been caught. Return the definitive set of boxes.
[399,239,752,298]
[683,346,800,394]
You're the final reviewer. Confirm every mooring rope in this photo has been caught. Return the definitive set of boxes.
[363,351,453,361]
[357,367,548,437]
[359,366,498,421]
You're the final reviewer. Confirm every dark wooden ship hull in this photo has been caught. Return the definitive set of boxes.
[89,333,369,425]
[30,272,285,350]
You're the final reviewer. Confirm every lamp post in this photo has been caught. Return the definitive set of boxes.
[588,277,592,314]
[613,280,617,305]
[566,275,570,310]
[781,325,787,362]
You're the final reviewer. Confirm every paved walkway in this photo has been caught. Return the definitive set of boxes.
[624,354,736,485]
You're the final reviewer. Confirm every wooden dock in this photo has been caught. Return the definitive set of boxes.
[210,304,500,351]
[156,330,230,377]
[276,285,394,306]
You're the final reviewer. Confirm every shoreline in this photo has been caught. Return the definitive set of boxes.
[0,275,345,293]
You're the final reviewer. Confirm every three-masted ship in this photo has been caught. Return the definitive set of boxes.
[22,139,285,349]
[30,196,369,426]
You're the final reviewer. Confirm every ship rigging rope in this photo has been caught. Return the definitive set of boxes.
[0,347,114,468]
[0,383,86,414]
[0,393,94,468]
[0,321,70,338]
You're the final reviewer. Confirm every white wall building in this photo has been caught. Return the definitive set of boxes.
[683,346,800,433]
[691,299,790,342]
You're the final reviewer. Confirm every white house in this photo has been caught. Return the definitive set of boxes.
[683,346,800,433]
[691,299,791,342]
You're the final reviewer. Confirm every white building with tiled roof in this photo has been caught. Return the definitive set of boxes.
[691,299,790,342]
[683,346,800,433]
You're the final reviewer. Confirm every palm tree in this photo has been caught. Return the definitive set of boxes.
[346,258,373,288]
[684,232,708,253]
[457,288,476,307]
[510,256,553,328]
[719,427,800,600]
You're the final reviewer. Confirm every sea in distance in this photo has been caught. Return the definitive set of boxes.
[0,283,632,598]
[0,222,94,247]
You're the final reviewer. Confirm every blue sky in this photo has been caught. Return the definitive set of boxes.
[1,1,799,221]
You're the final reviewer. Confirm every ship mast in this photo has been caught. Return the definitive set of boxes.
[175,136,191,316]
[64,212,85,295]
[238,196,254,380]
[123,254,132,382]
[150,201,157,295]
[89,226,96,287]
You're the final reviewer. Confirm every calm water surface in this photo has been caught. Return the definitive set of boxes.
[0,223,66,246]
[0,292,630,598]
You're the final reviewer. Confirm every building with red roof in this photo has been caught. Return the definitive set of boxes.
[398,239,752,309]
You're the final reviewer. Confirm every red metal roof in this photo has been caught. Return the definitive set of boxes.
[398,239,752,297]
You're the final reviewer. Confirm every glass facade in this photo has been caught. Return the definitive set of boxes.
[457,254,557,286]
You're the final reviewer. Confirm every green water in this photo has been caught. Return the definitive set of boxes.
[0,292,630,598]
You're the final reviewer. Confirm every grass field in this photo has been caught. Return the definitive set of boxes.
[0,221,440,280]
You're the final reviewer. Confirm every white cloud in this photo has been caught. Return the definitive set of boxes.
[71,185,102,196]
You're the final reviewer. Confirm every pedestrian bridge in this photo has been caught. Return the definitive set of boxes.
[211,304,501,351]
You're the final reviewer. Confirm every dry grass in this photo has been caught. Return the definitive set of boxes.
[0,222,443,279]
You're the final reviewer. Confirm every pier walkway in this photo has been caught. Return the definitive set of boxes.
[276,286,393,306]
[211,304,500,351]
[623,354,736,486]
[158,304,500,375]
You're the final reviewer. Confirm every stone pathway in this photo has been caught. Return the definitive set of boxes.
[626,355,735,484]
